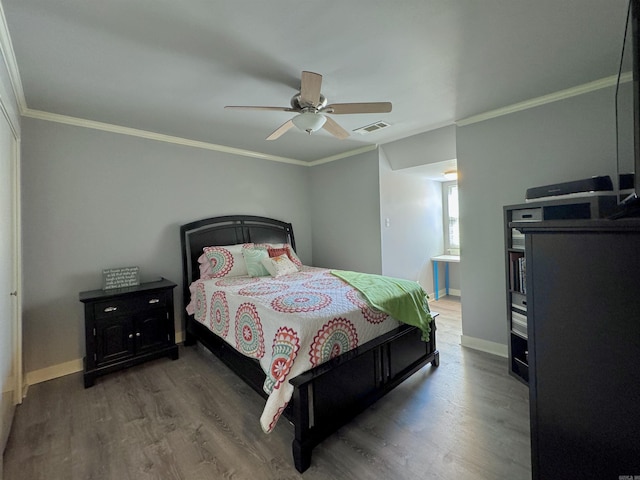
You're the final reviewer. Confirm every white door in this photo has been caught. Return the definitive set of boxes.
[0,106,19,464]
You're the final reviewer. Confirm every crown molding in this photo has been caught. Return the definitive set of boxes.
[15,71,624,165]
[22,108,314,166]
[456,74,622,127]
[0,1,26,113]
[23,108,379,166]
[309,144,379,166]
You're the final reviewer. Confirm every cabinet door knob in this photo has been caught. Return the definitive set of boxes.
[128,334,133,339]
[148,298,160,304]
[104,306,118,312]
[136,332,141,337]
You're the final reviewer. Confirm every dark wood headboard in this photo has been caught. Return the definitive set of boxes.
[179,215,295,315]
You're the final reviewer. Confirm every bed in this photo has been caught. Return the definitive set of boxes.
[180,215,439,472]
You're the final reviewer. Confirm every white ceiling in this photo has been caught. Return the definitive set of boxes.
[2,0,630,162]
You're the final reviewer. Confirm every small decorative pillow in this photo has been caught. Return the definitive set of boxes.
[200,244,251,278]
[263,243,303,268]
[261,254,299,277]
[242,245,270,277]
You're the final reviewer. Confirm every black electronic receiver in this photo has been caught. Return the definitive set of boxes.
[525,175,613,201]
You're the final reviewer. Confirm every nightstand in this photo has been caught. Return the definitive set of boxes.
[79,278,179,387]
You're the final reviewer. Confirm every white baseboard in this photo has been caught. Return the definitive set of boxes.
[24,330,187,388]
[430,288,461,300]
[25,358,84,386]
[460,335,508,358]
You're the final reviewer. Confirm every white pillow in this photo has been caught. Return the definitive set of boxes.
[200,244,252,278]
[261,254,299,277]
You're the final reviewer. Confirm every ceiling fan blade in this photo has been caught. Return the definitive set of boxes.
[324,102,392,114]
[322,116,349,139]
[266,119,295,140]
[225,105,296,112]
[300,71,323,107]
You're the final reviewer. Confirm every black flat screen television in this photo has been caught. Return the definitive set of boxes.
[614,0,640,217]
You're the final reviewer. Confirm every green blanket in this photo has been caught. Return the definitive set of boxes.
[331,270,432,341]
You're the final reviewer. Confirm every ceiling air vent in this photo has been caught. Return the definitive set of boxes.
[353,121,391,135]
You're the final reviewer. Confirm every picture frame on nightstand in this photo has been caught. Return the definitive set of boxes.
[102,266,140,290]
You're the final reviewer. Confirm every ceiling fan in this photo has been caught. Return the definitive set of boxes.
[225,71,392,140]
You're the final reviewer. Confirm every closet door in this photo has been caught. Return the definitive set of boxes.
[0,108,19,457]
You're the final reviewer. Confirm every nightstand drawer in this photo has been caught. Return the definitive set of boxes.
[93,298,136,318]
[135,290,169,310]
[93,291,168,319]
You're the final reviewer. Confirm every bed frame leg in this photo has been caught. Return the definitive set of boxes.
[292,439,312,473]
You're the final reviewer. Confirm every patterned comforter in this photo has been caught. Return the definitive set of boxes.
[187,266,401,433]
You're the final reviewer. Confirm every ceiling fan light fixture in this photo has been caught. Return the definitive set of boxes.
[292,112,326,134]
[225,71,392,140]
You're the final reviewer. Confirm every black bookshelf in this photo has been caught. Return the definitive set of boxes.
[503,195,617,385]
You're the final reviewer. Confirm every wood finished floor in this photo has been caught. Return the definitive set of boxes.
[3,296,531,480]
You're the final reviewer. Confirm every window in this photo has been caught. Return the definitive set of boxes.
[443,181,459,255]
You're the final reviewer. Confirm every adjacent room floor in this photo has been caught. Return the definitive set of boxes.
[3,296,531,480]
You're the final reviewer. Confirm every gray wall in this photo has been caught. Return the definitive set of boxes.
[20,117,312,374]
[457,87,617,346]
[378,148,444,296]
[382,125,456,170]
[309,149,382,273]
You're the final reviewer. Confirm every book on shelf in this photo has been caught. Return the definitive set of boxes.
[509,255,519,292]
[509,252,526,294]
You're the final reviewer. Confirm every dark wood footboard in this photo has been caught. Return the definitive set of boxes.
[288,317,438,472]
